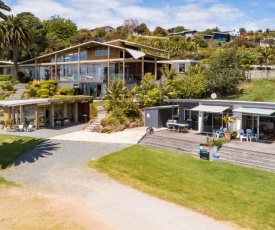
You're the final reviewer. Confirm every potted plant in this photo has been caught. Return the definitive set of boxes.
[5,119,13,130]
[146,126,154,134]
[223,114,236,140]
[0,120,4,129]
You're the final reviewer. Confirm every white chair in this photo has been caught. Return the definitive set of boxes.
[27,124,33,132]
[18,124,24,132]
[246,129,257,142]
[238,129,248,142]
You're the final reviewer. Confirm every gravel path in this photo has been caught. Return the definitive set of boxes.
[1,140,235,230]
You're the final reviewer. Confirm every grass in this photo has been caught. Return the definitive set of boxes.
[236,79,275,102]
[0,81,7,86]
[89,145,275,230]
[0,134,42,187]
[93,100,107,107]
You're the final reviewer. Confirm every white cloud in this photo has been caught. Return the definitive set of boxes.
[5,0,273,31]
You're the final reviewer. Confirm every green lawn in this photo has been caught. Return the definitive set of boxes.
[89,145,275,230]
[0,81,7,86]
[236,79,275,102]
[93,100,107,107]
[0,134,42,187]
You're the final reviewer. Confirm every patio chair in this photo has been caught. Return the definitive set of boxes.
[213,127,226,138]
[26,124,34,132]
[238,129,248,142]
[246,129,257,142]
[18,124,24,132]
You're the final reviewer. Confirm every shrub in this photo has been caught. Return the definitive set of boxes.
[36,88,50,97]
[40,82,50,89]
[1,82,14,91]
[0,120,5,124]
[71,87,82,95]
[253,97,265,102]
[5,119,12,125]
[0,75,12,81]
[59,87,73,95]
[18,72,32,83]
[90,103,98,120]
[101,127,112,133]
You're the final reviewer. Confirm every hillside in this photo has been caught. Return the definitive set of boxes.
[235,79,275,102]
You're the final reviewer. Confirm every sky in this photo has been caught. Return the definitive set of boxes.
[4,0,275,32]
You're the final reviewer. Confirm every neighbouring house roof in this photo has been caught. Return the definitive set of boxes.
[169,30,198,36]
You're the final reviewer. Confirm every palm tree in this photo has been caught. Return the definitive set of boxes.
[0,1,11,20]
[0,15,33,81]
[257,47,274,78]
[104,77,129,112]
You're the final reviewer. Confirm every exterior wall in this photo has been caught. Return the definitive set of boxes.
[144,109,159,128]
[87,46,120,60]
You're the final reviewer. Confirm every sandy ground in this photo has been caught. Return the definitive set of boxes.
[0,186,115,230]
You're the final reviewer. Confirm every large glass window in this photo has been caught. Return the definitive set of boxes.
[24,106,35,124]
[80,51,87,60]
[184,109,199,131]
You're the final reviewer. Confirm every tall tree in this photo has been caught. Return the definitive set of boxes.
[44,15,77,51]
[0,0,11,20]
[0,15,33,81]
[205,48,242,95]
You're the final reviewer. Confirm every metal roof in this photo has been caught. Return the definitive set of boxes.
[164,99,275,110]
[233,107,275,115]
[190,105,229,113]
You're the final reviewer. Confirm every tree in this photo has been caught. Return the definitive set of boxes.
[16,12,47,60]
[45,15,77,51]
[257,47,274,78]
[167,26,186,33]
[205,48,242,95]
[0,0,11,20]
[153,26,168,37]
[0,15,33,81]
[70,29,96,45]
[159,64,177,80]
[135,23,150,35]
[104,77,129,112]
[123,18,139,34]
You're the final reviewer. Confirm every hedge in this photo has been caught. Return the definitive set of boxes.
[0,75,12,81]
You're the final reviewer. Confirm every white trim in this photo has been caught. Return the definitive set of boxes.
[233,107,275,116]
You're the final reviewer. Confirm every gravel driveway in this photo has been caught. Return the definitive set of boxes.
[1,140,235,230]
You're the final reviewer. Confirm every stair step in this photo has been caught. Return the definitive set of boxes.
[138,131,275,172]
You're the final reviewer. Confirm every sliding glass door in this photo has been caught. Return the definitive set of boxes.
[203,112,223,133]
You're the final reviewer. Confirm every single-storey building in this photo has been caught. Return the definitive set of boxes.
[145,99,275,140]
[0,97,91,129]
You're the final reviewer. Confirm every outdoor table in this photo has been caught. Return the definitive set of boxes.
[167,123,189,133]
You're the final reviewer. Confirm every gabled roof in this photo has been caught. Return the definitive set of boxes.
[18,39,169,65]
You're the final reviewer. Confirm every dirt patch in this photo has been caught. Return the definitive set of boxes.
[0,187,115,230]
[238,81,252,90]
